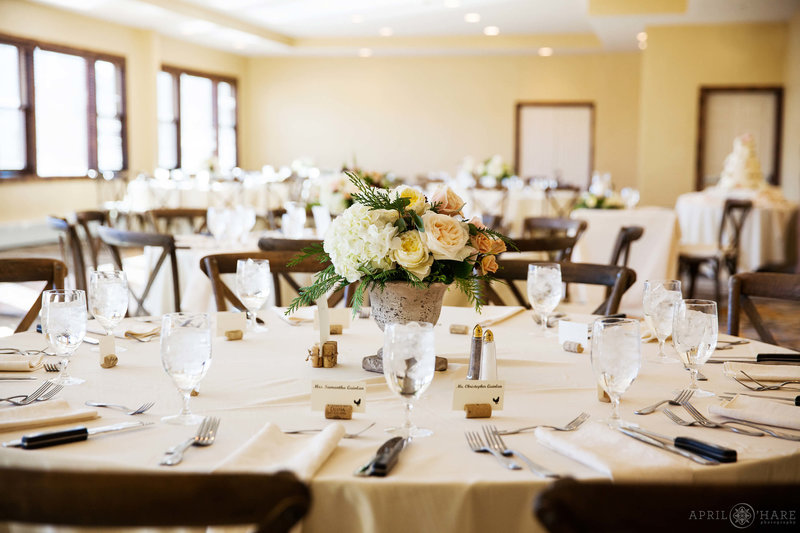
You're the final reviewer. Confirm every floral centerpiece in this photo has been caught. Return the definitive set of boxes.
[475,155,514,186]
[574,191,624,209]
[287,173,513,314]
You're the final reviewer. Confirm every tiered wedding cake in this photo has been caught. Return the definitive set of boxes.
[717,134,765,190]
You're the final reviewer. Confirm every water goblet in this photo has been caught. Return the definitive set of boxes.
[382,322,436,440]
[672,299,718,397]
[89,270,128,350]
[41,289,87,386]
[160,312,212,425]
[235,259,271,331]
[591,318,641,427]
[642,279,682,364]
[527,263,562,335]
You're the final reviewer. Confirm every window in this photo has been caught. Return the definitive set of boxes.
[158,66,238,174]
[0,34,127,179]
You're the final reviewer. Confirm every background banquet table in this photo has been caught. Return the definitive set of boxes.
[2,307,799,532]
[570,207,681,315]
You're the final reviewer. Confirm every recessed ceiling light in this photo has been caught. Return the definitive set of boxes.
[358,48,373,58]
[379,27,393,37]
[637,31,647,42]
[638,41,647,50]
[538,47,553,57]
[444,0,461,7]
[464,13,480,23]
[351,14,364,24]
[483,26,500,36]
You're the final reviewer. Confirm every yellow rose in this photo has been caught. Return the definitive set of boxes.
[394,185,428,214]
[390,230,434,280]
[430,185,465,216]
[420,212,473,261]
[480,254,499,275]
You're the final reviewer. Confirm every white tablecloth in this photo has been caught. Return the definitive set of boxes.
[675,190,798,272]
[571,207,681,315]
[1,307,798,533]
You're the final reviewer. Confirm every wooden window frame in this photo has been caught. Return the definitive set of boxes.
[0,33,128,182]
[160,65,238,171]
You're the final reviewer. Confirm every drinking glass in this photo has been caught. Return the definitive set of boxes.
[89,270,128,350]
[672,299,718,397]
[642,279,682,364]
[382,322,436,439]
[235,259,271,331]
[160,313,212,425]
[41,289,87,386]
[591,318,641,427]
[527,263,562,334]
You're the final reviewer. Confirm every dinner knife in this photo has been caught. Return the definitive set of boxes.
[617,427,720,465]
[757,353,800,364]
[630,426,737,463]
[723,392,800,406]
[0,377,37,381]
[2,421,152,449]
[353,436,406,477]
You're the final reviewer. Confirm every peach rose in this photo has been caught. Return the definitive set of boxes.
[470,232,493,254]
[430,185,465,217]
[420,212,473,261]
[489,238,507,254]
[467,216,486,230]
[480,254,499,275]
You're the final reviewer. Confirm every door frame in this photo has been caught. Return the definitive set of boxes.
[696,86,784,190]
[514,102,595,187]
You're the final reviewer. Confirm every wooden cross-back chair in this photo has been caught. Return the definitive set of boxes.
[728,272,800,346]
[521,218,588,262]
[147,208,208,234]
[679,198,753,303]
[0,258,66,333]
[483,260,636,315]
[609,226,644,268]
[74,209,111,270]
[0,467,310,533]
[46,216,88,293]
[545,185,581,218]
[96,225,180,316]
[200,251,347,310]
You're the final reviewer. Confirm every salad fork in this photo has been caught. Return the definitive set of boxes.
[464,431,521,470]
[0,382,56,406]
[635,389,694,415]
[85,401,155,415]
[160,416,220,466]
[736,371,800,391]
[483,425,559,478]
[497,412,590,435]
[682,403,762,436]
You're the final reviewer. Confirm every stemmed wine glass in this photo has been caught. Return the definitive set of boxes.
[527,263,562,334]
[672,299,718,397]
[235,259,271,331]
[382,321,436,440]
[642,280,682,364]
[591,318,641,427]
[89,270,128,350]
[41,289,87,385]
[160,313,212,425]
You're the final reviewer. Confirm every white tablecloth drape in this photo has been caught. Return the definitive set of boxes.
[1,307,798,533]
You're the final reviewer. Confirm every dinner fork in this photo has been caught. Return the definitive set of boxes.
[483,425,559,478]
[736,371,800,391]
[43,362,60,372]
[682,402,762,436]
[160,416,220,466]
[0,381,56,406]
[85,401,155,415]
[0,384,62,404]
[635,389,694,415]
[282,422,376,438]
[464,431,521,470]
[497,412,590,435]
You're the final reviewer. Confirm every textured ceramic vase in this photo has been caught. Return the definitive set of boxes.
[369,282,449,331]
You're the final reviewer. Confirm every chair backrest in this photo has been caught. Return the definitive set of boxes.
[258,236,323,252]
[200,251,345,309]
[484,259,635,315]
[148,208,208,235]
[521,218,588,261]
[718,199,753,265]
[534,477,798,533]
[75,210,111,270]
[0,467,309,532]
[0,258,67,333]
[96,225,180,316]
[545,185,580,218]
[609,225,645,268]
[46,216,87,293]
[728,272,800,345]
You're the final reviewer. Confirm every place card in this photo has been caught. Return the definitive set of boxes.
[98,334,117,368]
[216,312,246,337]
[311,380,366,413]
[558,320,589,349]
[313,308,352,330]
[452,380,505,410]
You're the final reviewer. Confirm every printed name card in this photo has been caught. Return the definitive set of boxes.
[216,312,247,337]
[99,334,116,356]
[313,308,352,330]
[558,320,589,349]
[452,380,505,410]
[311,380,367,412]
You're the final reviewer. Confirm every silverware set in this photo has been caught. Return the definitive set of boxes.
[663,407,800,441]
[0,382,63,405]
[160,416,220,466]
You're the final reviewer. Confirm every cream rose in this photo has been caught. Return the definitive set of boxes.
[394,186,428,215]
[390,230,434,280]
[420,212,473,261]
[430,185,465,217]
[480,254,499,275]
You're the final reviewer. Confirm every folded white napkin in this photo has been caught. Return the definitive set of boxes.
[535,422,691,481]
[0,399,98,432]
[0,354,43,372]
[709,395,800,431]
[215,422,344,481]
[723,362,800,382]
[478,306,526,327]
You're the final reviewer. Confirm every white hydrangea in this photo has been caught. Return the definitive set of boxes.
[323,203,399,282]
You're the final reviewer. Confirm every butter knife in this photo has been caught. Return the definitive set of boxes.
[617,427,719,465]
[2,421,152,449]
[354,436,406,477]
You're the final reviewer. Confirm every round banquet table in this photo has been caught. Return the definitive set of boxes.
[1,307,799,533]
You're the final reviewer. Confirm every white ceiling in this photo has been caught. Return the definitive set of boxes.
[28,0,800,56]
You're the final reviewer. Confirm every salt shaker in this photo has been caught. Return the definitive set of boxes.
[479,329,497,380]
[467,324,483,380]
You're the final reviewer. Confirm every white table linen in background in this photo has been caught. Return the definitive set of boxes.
[570,207,681,315]
[0,307,798,533]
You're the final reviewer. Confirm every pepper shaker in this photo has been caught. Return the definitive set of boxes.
[467,324,483,380]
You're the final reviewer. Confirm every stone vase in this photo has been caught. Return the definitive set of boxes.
[369,282,449,331]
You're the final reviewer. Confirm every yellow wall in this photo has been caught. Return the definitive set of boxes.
[242,53,642,187]
[782,12,800,203]
[637,23,788,206]
[0,0,246,223]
